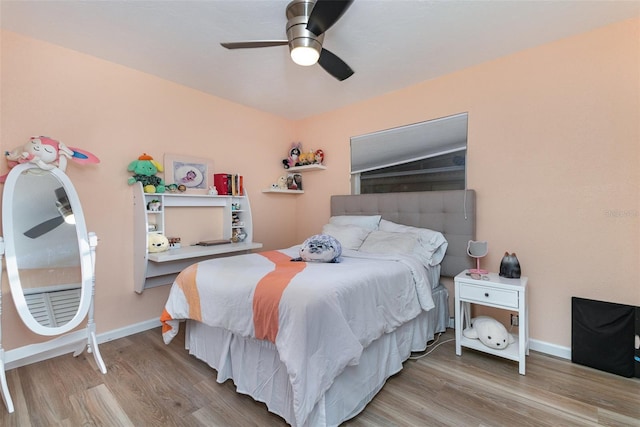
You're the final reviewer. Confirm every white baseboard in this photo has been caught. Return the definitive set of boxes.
[529,338,571,360]
[7,317,572,371]
[96,318,162,344]
[106,318,575,360]
[4,318,163,370]
[448,317,571,360]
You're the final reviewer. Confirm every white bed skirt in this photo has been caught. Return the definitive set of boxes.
[186,284,449,427]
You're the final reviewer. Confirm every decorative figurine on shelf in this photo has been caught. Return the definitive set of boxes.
[467,240,489,274]
[232,228,247,243]
[297,150,312,165]
[499,252,521,278]
[127,153,166,193]
[208,186,218,195]
[147,199,161,211]
[282,142,302,169]
[232,212,241,225]
[287,175,297,190]
[277,175,288,189]
[1,136,100,182]
[280,143,325,169]
[167,237,181,249]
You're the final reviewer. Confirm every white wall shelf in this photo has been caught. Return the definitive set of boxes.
[286,164,326,172]
[133,182,262,293]
[261,188,304,194]
[263,163,326,194]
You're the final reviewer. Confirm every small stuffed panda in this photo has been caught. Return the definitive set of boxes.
[463,316,515,350]
[292,234,342,263]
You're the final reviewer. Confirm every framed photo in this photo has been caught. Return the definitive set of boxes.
[164,154,213,193]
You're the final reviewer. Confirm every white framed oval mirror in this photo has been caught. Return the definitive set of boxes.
[2,163,93,336]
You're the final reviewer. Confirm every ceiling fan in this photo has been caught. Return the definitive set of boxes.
[24,187,75,239]
[221,0,354,81]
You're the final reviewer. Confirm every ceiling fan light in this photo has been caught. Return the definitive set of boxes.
[55,188,75,224]
[56,200,75,224]
[291,45,320,66]
[63,211,76,225]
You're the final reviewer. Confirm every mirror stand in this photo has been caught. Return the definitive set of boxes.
[0,233,105,414]
[0,239,12,413]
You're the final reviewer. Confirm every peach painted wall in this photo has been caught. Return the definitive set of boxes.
[295,17,640,348]
[0,30,298,348]
[1,16,638,352]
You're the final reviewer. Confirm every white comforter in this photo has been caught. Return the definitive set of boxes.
[161,246,435,426]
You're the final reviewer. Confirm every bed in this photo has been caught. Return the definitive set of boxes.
[161,190,476,426]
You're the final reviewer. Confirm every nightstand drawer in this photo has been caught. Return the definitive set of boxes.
[458,282,519,308]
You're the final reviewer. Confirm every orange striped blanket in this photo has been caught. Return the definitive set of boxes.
[161,250,306,344]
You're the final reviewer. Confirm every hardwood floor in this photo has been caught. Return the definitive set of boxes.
[1,327,638,426]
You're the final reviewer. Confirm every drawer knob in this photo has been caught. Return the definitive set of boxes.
[484,292,489,297]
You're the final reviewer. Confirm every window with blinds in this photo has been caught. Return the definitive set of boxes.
[350,112,467,194]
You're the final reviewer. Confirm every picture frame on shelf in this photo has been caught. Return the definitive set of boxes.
[287,173,302,190]
[164,154,213,193]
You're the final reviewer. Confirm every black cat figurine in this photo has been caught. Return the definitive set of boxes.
[499,252,521,278]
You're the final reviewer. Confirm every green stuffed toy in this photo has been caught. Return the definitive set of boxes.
[128,153,166,193]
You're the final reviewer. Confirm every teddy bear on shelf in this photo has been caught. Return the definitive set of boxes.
[463,316,515,350]
[128,153,166,193]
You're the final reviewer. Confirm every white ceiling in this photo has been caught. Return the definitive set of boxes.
[1,0,639,120]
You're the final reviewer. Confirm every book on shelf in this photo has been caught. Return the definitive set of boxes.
[213,173,244,196]
[213,173,229,195]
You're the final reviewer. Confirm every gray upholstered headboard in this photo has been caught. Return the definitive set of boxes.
[331,190,476,278]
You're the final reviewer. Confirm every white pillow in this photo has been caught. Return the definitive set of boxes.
[322,223,371,250]
[329,215,381,231]
[359,230,418,255]
[378,219,448,266]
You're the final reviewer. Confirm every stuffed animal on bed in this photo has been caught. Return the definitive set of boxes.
[463,316,515,350]
[148,233,169,253]
[292,234,342,263]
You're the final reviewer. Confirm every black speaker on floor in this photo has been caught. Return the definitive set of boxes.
[571,297,636,378]
[635,306,640,377]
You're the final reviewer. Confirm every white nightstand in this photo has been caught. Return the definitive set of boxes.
[454,270,529,375]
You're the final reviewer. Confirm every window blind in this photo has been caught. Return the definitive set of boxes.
[350,112,468,174]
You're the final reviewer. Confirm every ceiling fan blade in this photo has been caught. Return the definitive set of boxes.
[220,41,288,49]
[24,216,65,239]
[307,0,354,36]
[318,48,354,81]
